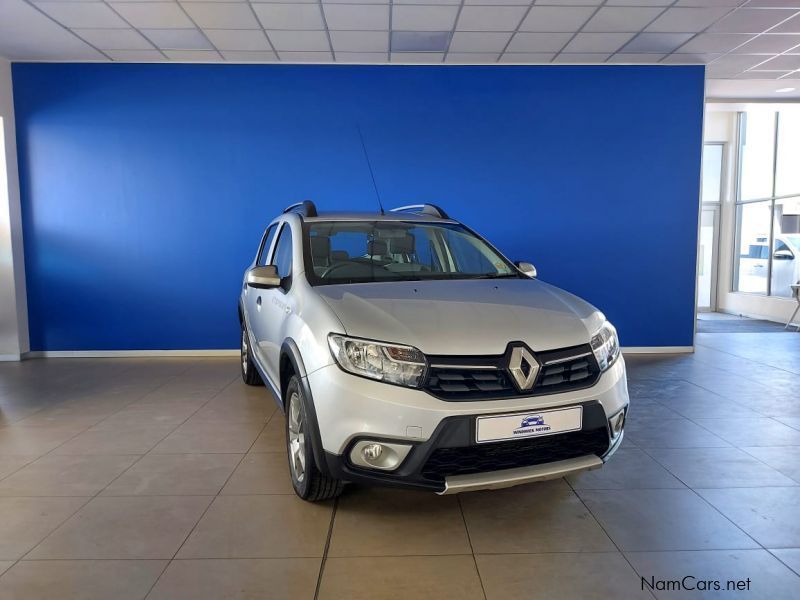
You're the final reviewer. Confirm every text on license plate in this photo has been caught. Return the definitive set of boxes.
[476,406,583,443]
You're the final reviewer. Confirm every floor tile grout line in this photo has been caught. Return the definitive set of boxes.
[694,338,800,377]
[564,477,659,600]
[766,547,800,578]
[313,496,339,600]
[456,494,488,600]
[143,413,270,599]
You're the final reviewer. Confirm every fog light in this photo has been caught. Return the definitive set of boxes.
[609,410,626,438]
[362,443,384,461]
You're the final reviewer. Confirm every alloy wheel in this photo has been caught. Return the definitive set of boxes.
[288,392,306,483]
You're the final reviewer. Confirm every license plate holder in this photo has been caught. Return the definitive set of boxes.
[476,406,583,444]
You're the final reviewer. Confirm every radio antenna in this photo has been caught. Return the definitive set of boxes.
[356,125,385,215]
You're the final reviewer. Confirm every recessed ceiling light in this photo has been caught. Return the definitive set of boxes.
[776,87,796,93]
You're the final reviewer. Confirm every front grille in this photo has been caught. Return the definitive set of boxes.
[424,344,600,401]
[421,427,610,482]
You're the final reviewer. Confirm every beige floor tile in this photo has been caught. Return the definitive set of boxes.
[0,562,11,576]
[249,416,285,453]
[0,426,85,456]
[0,456,35,480]
[771,548,800,576]
[0,496,89,560]
[94,402,201,427]
[318,555,484,600]
[328,487,472,557]
[147,558,320,600]
[0,560,167,600]
[460,480,615,553]
[0,454,139,496]
[626,549,800,599]
[151,420,264,454]
[477,552,650,599]
[103,453,242,496]
[567,448,685,490]
[177,495,332,558]
[53,424,177,455]
[221,452,293,495]
[578,488,760,551]
[694,418,800,447]
[190,390,276,424]
[28,495,212,559]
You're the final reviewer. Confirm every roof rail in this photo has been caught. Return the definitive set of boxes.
[389,204,450,219]
[283,200,318,218]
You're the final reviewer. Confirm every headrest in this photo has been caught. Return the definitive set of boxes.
[310,236,330,258]
[391,234,415,254]
[367,240,387,256]
[331,250,350,262]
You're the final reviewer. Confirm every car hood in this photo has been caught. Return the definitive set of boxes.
[315,278,603,355]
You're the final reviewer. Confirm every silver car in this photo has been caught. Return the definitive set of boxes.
[239,201,629,501]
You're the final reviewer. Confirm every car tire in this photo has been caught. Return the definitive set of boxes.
[240,323,263,386]
[285,375,344,502]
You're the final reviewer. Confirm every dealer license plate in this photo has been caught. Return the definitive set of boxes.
[476,406,583,444]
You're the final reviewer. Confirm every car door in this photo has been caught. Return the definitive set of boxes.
[250,222,295,386]
[245,223,278,361]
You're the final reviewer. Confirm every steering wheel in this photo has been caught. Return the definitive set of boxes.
[321,261,383,279]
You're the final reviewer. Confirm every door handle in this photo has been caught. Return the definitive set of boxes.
[256,296,262,311]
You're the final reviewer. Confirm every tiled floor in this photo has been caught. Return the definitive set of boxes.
[0,332,799,598]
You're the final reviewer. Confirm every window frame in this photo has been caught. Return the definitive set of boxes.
[270,222,294,285]
[256,223,279,267]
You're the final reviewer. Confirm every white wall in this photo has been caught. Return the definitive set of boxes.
[705,106,799,325]
[0,58,28,360]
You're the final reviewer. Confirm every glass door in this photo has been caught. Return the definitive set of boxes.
[698,143,723,312]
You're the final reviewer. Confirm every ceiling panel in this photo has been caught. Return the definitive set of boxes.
[73,28,155,50]
[583,7,664,33]
[391,6,458,32]
[646,7,734,32]
[251,4,324,30]
[623,32,695,52]
[267,29,329,51]
[204,28,272,51]
[456,6,528,32]
[707,8,798,33]
[142,27,212,49]
[109,3,194,29]
[563,32,636,52]
[448,32,512,53]
[507,32,573,52]
[35,2,128,28]
[182,3,260,29]
[519,7,595,33]
[329,30,388,52]
[323,4,389,31]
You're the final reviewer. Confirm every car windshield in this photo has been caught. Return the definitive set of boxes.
[784,234,800,251]
[304,220,519,285]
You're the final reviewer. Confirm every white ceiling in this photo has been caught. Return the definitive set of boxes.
[2,0,800,98]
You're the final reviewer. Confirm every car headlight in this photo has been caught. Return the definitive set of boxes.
[328,334,427,388]
[591,321,620,372]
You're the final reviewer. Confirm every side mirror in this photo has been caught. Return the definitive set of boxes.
[516,261,537,278]
[773,249,795,261]
[246,265,281,288]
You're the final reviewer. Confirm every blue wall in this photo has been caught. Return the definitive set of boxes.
[13,64,704,350]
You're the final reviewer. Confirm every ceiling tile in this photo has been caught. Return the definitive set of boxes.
[661,52,721,62]
[583,7,663,32]
[605,0,671,6]
[141,27,213,49]
[646,7,732,32]
[737,34,800,52]
[674,0,742,5]
[205,28,271,50]
[392,6,458,31]
[756,53,800,68]
[106,49,164,61]
[519,7,595,32]
[390,52,444,62]
[221,50,278,61]
[73,28,154,50]
[464,0,529,4]
[770,13,800,32]
[677,32,750,52]
[445,52,501,62]
[709,53,774,72]
[746,0,800,7]
[563,32,635,52]
[507,32,572,52]
[336,52,389,62]
[109,2,193,28]
[0,0,105,60]
[279,50,333,61]
[267,29,329,51]
[448,31,511,53]
[323,4,389,30]
[532,0,601,5]
[391,30,450,51]
[163,49,221,60]
[552,52,610,62]
[735,69,794,78]
[623,32,695,52]
[708,8,798,33]
[499,52,555,62]
[329,30,388,52]
[252,4,323,30]
[607,52,666,62]
[393,0,458,5]
[457,6,527,32]
[35,2,129,28]
[181,3,259,29]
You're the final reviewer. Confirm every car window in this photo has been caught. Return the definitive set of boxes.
[271,225,293,279]
[304,221,517,285]
[257,224,278,266]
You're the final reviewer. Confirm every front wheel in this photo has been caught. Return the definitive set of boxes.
[240,324,262,386]
[285,376,343,501]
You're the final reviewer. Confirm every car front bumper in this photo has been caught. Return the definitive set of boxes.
[307,355,629,493]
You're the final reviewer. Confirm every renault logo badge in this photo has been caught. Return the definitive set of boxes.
[507,346,540,391]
